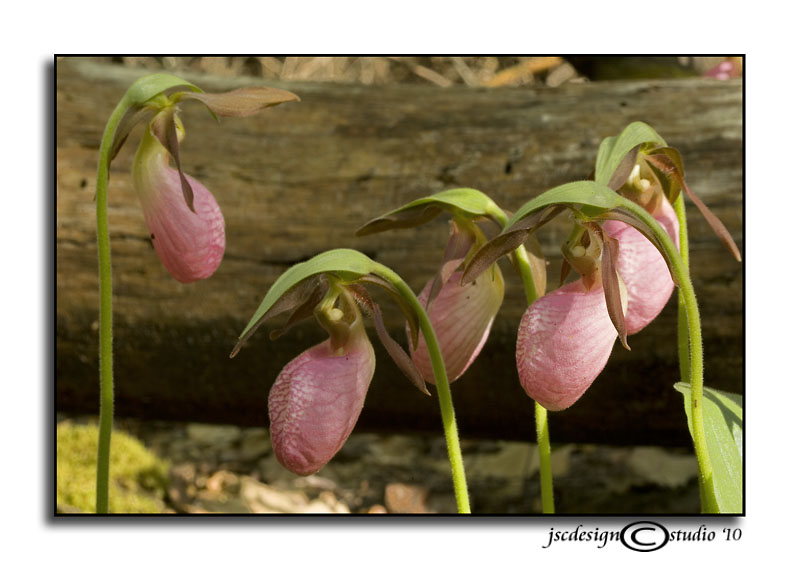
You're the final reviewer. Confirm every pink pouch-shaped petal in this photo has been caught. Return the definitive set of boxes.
[269,320,376,475]
[133,130,225,283]
[409,268,504,384]
[516,280,625,411]
[603,198,679,334]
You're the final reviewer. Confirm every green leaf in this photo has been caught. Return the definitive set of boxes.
[674,382,743,513]
[356,188,505,235]
[123,73,202,107]
[594,122,667,187]
[595,135,616,180]
[506,181,625,228]
[234,249,379,347]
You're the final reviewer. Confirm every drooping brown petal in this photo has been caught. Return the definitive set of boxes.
[427,222,474,308]
[343,283,373,314]
[644,148,684,203]
[110,105,156,162]
[151,109,195,212]
[461,229,528,285]
[507,204,566,235]
[355,205,442,236]
[645,154,741,262]
[180,87,300,117]
[347,284,429,395]
[606,145,641,190]
[230,275,327,357]
[589,222,629,350]
[356,274,421,350]
[372,302,430,396]
[603,199,679,334]
[269,279,328,340]
[681,180,742,262]
[595,208,680,287]
[462,205,566,284]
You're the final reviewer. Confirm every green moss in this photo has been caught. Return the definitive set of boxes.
[57,422,169,513]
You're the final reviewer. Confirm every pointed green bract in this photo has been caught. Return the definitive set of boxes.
[595,122,667,187]
[674,382,743,513]
[236,249,379,343]
[123,73,202,107]
[357,188,506,235]
[506,181,625,228]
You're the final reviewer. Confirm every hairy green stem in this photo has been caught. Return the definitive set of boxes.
[621,198,718,512]
[510,245,555,513]
[534,402,554,513]
[673,195,691,387]
[94,98,130,513]
[494,197,554,514]
[376,267,471,513]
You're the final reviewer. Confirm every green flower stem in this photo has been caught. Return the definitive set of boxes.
[512,244,540,302]
[533,402,554,513]
[509,245,555,513]
[620,198,718,513]
[493,199,554,514]
[94,97,131,513]
[673,195,691,387]
[375,266,471,513]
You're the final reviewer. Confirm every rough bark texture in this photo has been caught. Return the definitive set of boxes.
[56,59,743,445]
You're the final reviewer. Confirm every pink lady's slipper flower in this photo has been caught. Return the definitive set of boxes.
[355,189,528,386]
[407,221,504,384]
[116,82,298,283]
[132,113,225,283]
[235,270,427,476]
[516,222,629,411]
[604,165,680,334]
[269,289,375,475]
[411,268,504,383]
[516,279,628,411]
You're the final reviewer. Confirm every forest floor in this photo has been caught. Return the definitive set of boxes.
[56,415,701,514]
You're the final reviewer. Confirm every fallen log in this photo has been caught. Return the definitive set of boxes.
[56,58,743,446]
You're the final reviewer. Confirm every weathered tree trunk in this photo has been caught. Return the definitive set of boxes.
[56,58,743,445]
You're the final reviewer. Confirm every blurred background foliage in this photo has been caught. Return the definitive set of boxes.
[66,56,742,87]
